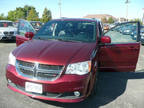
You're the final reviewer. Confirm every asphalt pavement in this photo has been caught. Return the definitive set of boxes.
[0,41,144,108]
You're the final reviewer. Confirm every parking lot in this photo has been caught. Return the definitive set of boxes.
[0,41,144,108]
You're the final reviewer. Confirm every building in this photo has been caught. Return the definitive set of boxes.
[84,14,116,21]
[117,17,127,23]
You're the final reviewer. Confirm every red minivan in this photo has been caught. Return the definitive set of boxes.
[6,18,141,103]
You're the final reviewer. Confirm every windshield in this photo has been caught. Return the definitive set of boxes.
[34,20,96,42]
[0,22,13,27]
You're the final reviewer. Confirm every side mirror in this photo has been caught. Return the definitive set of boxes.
[101,36,111,44]
[25,32,34,40]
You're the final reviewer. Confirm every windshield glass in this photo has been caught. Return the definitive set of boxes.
[0,22,13,27]
[34,20,96,42]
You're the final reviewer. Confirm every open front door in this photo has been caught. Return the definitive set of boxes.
[98,22,141,72]
[16,20,35,46]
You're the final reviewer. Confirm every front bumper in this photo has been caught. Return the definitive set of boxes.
[0,35,16,40]
[6,64,90,103]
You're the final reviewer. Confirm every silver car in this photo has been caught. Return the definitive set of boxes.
[0,20,17,40]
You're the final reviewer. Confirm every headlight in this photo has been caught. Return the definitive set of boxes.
[65,61,91,75]
[8,52,16,66]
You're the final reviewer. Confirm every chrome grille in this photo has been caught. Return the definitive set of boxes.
[16,60,64,81]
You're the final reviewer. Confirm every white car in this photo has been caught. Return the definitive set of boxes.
[0,20,17,40]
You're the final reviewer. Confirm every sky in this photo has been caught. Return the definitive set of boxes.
[0,0,144,19]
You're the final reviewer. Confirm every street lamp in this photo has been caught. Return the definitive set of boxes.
[142,8,144,25]
[125,0,130,21]
[58,0,62,18]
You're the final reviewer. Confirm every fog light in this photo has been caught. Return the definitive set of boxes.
[74,91,80,97]
[8,79,12,83]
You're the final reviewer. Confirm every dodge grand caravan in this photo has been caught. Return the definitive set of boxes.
[6,18,141,103]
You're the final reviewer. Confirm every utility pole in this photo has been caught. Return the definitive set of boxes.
[125,0,130,21]
[142,8,144,25]
[58,0,62,18]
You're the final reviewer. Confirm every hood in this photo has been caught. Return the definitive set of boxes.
[13,40,96,65]
[0,27,17,31]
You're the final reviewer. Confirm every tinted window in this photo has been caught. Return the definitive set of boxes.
[18,20,35,36]
[34,20,96,43]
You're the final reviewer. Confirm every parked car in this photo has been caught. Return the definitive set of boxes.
[6,18,141,103]
[140,26,144,44]
[122,25,136,35]
[109,22,119,29]
[131,30,137,40]
[0,20,17,40]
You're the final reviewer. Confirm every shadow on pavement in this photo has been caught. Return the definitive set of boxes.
[38,71,144,108]
[0,40,16,43]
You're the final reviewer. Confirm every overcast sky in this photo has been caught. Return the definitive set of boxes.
[0,0,143,19]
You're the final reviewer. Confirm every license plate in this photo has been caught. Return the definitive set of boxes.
[25,82,42,94]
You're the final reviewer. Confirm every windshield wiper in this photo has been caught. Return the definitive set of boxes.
[56,39,82,43]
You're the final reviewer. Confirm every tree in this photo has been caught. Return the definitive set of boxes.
[15,7,25,19]
[7,5,40,21]
[27,8,39,21]
[0,13,7,20]
[107,17,115,24]
[41,8,52,23]
[101,17,107,23]
[130,18,143,25]
[8,7,25,21]
[7,11,16,21]
[24,5,36,19]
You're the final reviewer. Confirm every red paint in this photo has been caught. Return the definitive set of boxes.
[14,40,95,65]
[16,35,29,46]
[98,43,140,72]
[6,18,141,103]
[25,32,34,39]
[101,36,111,44]
[6,64,90,103]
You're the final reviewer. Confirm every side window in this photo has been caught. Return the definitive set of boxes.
[98,23,103,37]
[105,22,139,44]
[97,22,103,42]
[18,20,35,37]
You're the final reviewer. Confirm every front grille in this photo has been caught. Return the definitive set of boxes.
[16,60,64,81]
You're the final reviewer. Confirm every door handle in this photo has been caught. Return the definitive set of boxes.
[128,46,139,50]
